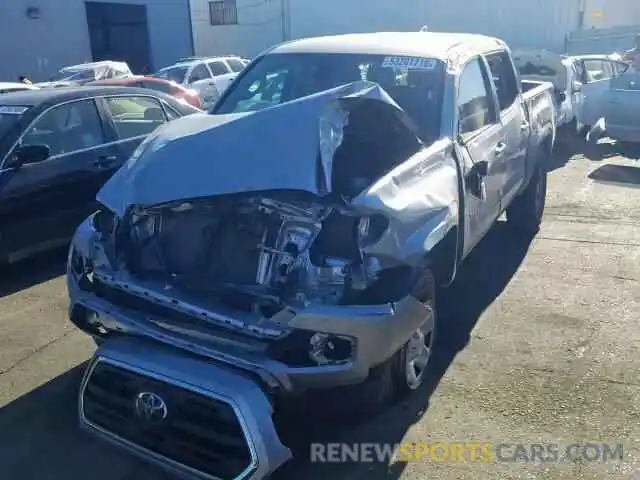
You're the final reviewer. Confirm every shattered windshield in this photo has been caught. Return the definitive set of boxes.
[215,52,445,140]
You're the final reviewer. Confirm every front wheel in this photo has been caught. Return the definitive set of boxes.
[506,165,547,234]
[319,270,437,418]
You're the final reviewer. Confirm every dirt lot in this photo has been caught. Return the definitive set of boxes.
[0,142,639,480]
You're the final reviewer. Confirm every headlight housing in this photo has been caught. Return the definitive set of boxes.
[91,207,116,236]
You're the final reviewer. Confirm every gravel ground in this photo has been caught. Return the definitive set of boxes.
[0,141,638,480]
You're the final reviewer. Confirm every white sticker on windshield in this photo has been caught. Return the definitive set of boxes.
[0,105,29,115]
[381,56,437,70]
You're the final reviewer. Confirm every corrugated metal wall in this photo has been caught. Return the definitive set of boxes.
[288,0,426,39]
[421,0,582,52]
[191,0,640,59]
[583,0,640,29]
[567,25,640,54]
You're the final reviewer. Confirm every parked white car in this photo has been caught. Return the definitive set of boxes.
[0,82,39,94]
[514,51,631,138]
[570,54,630,135]
[154,56,246,109]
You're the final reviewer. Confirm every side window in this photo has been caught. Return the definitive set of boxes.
[189,64,211,82]
[103,96,166,140]
[485,52,519,111]
[609,61,628,77]
[226,58,245,72]
[583,60,607,82]
[20,100,105,157]
[573,62,587,84]
[457,58,497,136]
[207,60,230,76]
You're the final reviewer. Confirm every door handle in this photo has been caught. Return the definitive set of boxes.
[94,155,119,168]
[494,141,507,156]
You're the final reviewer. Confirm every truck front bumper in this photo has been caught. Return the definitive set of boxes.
[69,279,432,392]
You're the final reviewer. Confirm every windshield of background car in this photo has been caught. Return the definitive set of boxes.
[0,106,29,138]
[155,66,189,84]
[215,52,445,140]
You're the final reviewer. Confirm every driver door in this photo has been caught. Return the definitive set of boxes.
[603,68,640,142]
[455,56,503,258]
[0,98,117,262]
[577,59,616,128]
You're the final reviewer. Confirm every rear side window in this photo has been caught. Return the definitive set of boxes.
[485,51,519,111]
[583,60,609,82]
[207,60,230,76]
[103,96,167,140]
[457,58,496,136]
[226,58,246,72]
[20,99,105,157]
[189,64,211,82]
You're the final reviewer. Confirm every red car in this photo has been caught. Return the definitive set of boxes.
[88,76,203,109]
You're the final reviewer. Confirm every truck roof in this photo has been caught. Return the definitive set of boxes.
[270,32,506,62]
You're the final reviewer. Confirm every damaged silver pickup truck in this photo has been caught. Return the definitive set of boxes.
[66,32,556,479]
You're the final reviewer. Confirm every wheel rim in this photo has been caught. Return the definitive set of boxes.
[405,304,435,390]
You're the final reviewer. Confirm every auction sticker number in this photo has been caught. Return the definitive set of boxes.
[381,56,437,70]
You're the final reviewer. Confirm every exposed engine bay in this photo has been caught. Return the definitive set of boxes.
[117,195,388,313]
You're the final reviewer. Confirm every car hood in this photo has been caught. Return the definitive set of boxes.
[98,81,414,216]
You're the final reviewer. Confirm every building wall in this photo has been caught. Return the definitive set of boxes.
[191,0,640,60]
[583,0,640,29]
[191,0,282,58]
[104,0,194,71]
[0,0,192,82]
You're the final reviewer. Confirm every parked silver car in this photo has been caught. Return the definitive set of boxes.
[67,32,556,479]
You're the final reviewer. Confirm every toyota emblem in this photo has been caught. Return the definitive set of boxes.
[134,391,168,423]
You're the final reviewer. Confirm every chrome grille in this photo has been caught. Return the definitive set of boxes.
[81,360,255,479]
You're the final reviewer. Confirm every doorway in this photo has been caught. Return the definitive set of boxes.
[85,1,152,74]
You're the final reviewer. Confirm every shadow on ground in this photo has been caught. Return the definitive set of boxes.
[0,247,67,299]
[546,137,582,172]
[274,222,535,479]
[588,163,640,188]
[583,139,640,162]
[0,224,534,480]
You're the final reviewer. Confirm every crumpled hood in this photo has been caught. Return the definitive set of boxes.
[97,81,408,216]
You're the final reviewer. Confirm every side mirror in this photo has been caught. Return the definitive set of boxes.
[12,144,51,167]
[467,160,488,201]
[571,81,582,93]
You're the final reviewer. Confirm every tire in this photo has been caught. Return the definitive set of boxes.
[393,269,437,394]
[506,164,547,234]
[322,270,437,418]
